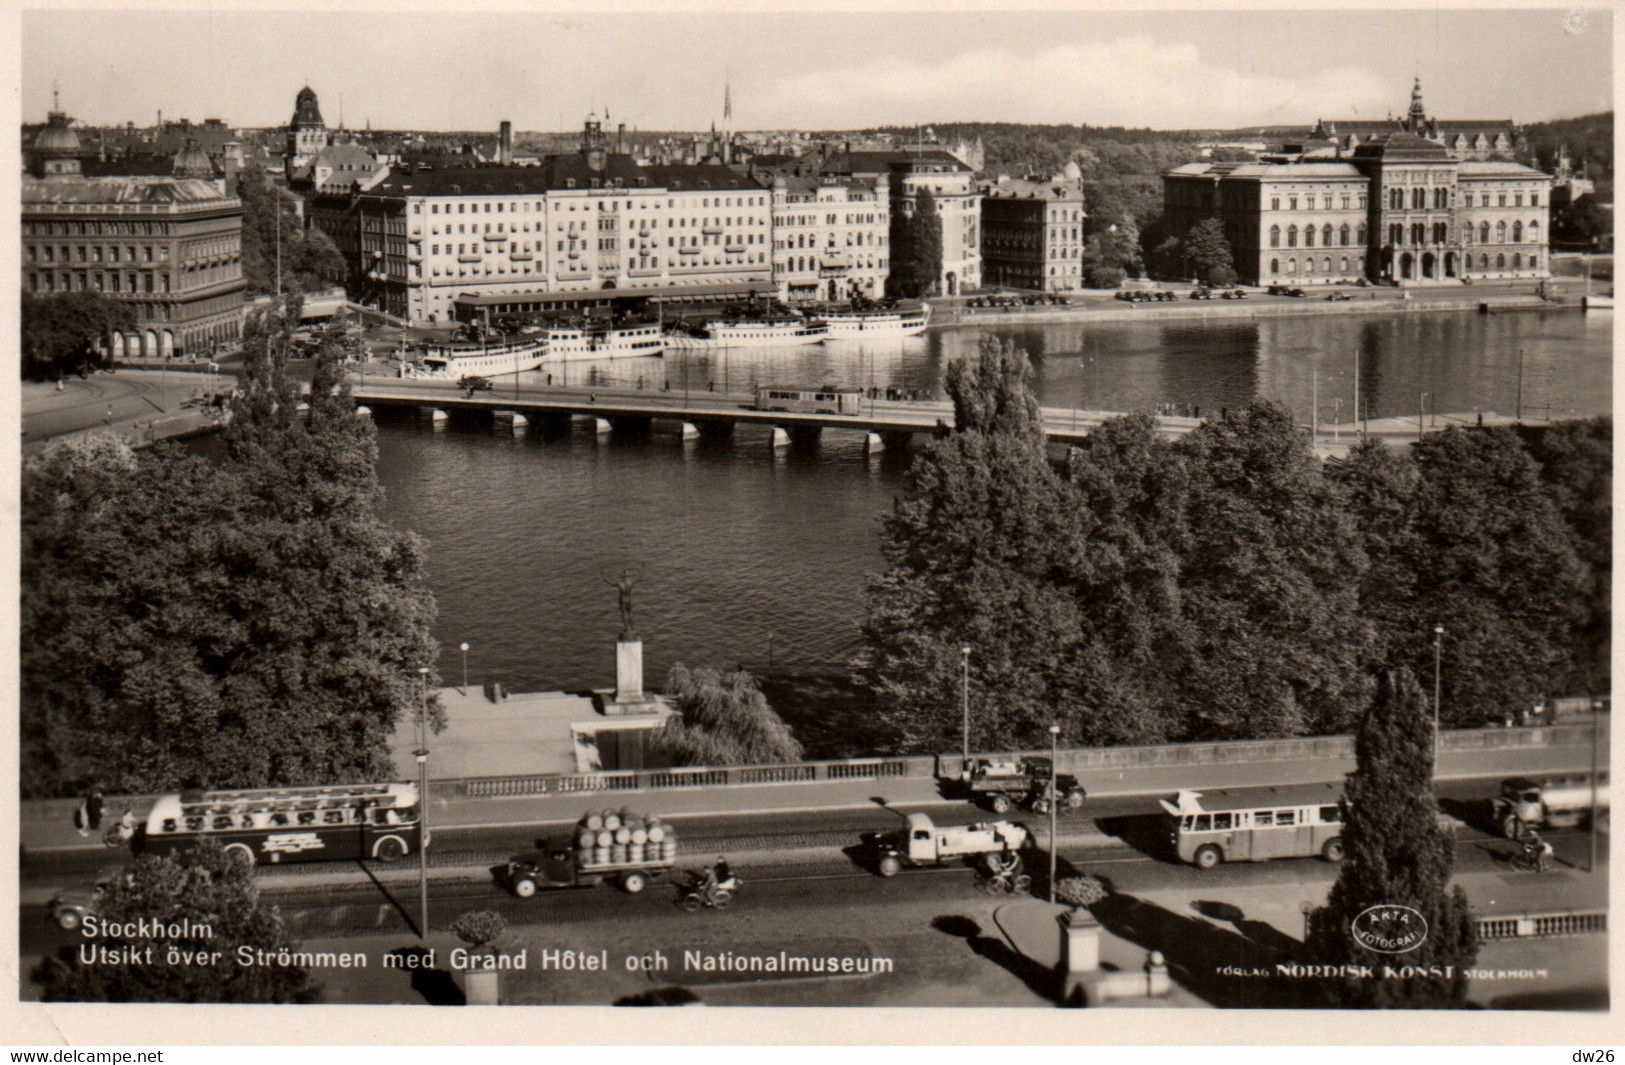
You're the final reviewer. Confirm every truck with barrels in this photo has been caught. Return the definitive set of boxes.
[867,812,1031,878]
[503,810,677,897]
[1490,774,1609,839]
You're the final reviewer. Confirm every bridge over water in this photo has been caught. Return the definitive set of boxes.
[351,379,1206,452]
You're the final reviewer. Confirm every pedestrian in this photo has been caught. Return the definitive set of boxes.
[87,791,104,831]
[116,808,136,842]
[74,799,89,837]
[708,381,715,392]
[104,405,113,426]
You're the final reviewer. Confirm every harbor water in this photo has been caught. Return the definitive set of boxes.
[369,311,1610,756]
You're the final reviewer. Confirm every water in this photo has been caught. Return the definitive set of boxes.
[369,311,1609,756]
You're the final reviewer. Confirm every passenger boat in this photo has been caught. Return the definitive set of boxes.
[543,318,666,362]
[819,300,931,339]
[416,320,664,377]
[418,337,548,378]
[663,311,828,350]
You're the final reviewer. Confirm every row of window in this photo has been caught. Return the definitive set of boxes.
[1386,187,1540,210]
[28,271,172,294]
[1271,194,1366,212]
[777,256,886,274]
[1268,256,1366,276]
[1386,220,1541,246]
[24,220,177,237]
[1270,223,1367,249]
[778,213,883,227]
[426,252,773,279]
[28,244,166,265]
[419,195,769,215]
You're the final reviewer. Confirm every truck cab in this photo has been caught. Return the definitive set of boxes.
[505,846,579,896]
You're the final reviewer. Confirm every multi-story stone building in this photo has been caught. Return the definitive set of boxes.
[980,175,1086,292]
[312,116,774,324]
[22,107,245,357]
[1305,79,1523,162]
[820,148,981,295]
[1164,135,1549,287]
[765,172,889,302]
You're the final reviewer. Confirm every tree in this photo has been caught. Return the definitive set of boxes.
[236,163,342,296]
[652,665,803,765]
[1170,402,1372,738]
[1183,217,1236,285]
[1084,265,1125,289]
[1521,417,1611,695]
[891,188,943,298]
[33,840,321,1003]
[861,337,1097,751]
[1305,670,1478,1008]
[1083,221,1144,280]
[1552,193,1610,246]
[20,308,439,796]
[1398,428,1585,726]
[21,291,137,380]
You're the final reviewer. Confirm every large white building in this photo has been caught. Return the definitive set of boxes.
[819,148,981,296]
[767,172,890,303]
[313,117,775,323]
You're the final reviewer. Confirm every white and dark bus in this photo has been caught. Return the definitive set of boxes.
[752,386,863,415]
[1159,784,1347,869]
[139,782,423,866]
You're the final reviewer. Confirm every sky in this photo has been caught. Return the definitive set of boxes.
[19,5,1616,134]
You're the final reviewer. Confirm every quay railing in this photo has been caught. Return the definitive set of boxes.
[429,720,1605,803]
[1476,909,1607,941]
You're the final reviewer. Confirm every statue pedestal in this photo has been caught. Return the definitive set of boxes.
[615,638,642,705]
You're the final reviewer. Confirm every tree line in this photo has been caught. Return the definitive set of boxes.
[20,302,440,798]
[859,337,1607,754]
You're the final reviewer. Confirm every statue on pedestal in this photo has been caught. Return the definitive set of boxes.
[602,565,642,641]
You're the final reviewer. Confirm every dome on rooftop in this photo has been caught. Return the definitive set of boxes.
[33,112,80,156]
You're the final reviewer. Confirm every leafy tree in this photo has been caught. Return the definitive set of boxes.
[1552,192,1610,247]
[1085,265,1125,289]
[33,840,321,1003]
[1520,417,1611,695]
[1305,670,1478,1008]
[861,337,1097,751]
[237,164,341,296]
[652,665,803,765]
[1400,428,1586,725]
[1183,217,1236,285]
[21,291,137,380]
[1171,401,1372,738]
[890,188,943,298]
[20,308,439,796]
[1328,439,1426,677]
[1082,222,1143,280]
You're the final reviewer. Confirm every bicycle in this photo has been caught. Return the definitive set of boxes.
[975,851,1032,896]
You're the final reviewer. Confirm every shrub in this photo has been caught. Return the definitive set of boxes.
[451,910,508,955]
[1086,266,1126,289]
[1207,265,1238,288]
[1055,875,1110,909]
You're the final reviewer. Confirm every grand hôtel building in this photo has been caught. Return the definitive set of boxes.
[308,114,900,324]
[1163,80,1551,287]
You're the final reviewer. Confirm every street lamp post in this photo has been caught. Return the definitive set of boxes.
[1419,392,1428,438]
[416,666,431,940]
[1048,724,1061,904]
[1432,625,1445,756]
[960,646,972,767]
[459,642,470,695]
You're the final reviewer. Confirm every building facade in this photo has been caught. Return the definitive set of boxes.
[1164,133,1549,287]
[311,117,775,324]
[23,108,245,356]
[980,176,1086,292]
[767,173,889,302]
[820,149,981,295]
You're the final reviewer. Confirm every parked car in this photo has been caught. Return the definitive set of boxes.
[1220,289,1249,300]
[1190,288,1217,300]
[1325,291,1352,302]
[459,375,494,392]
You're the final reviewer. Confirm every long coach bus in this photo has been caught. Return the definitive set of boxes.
[138,782,423,867]
[752,386,863,415]
[1158,784,1346,869]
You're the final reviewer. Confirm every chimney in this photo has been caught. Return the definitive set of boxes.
[498,120,512,166]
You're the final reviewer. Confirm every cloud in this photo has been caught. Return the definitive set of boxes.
[754,38,1393,130]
